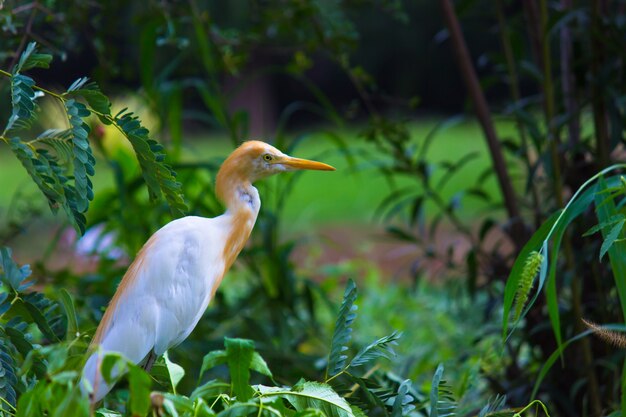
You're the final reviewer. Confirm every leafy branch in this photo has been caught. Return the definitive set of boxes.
[0,42,187,234]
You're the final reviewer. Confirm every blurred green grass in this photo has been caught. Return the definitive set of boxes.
[0,118,521,229]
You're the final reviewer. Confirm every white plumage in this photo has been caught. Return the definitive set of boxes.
[81,141,334,401]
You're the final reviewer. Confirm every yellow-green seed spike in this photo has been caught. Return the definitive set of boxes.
[513,251,543,321]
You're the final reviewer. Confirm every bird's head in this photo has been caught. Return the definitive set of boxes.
[216,141,335,203]
[221,140,335,181]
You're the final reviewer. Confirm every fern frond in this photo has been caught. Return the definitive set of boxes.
[429,364,457,417]
[349,331,402,369]
[513,251,543,321]
[114,110,187,217]
[327,279,358,378]
[582,318,626,348]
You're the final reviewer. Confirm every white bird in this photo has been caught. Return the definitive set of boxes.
[82,141,335,401]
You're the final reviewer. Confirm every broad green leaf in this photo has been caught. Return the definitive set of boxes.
[51,386,89,417]
[599,219,625,261]
[199,350,227,379]
[164,351,185,393]
[224,337,254,401]
[191,380,231,401]
[250,351,273,379]
[216,403,259,417]
[258,381,355,417]
[327,279,358,377]
[594,177,626,321]
[128,364,152,416]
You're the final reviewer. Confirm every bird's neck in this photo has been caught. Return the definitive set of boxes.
[215,164,260,270]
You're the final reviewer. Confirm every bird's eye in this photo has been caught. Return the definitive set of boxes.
[263,154,273,162]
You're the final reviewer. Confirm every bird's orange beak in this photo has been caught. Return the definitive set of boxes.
[282,156,336,171]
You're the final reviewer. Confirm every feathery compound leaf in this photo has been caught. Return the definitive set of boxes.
[35,129,74,164]
[8,138,87,233]
[0,330,18,410]
[429,364,457,417]
[327,279,358,378]
[5,74,37,133]
[65,80,112,116]
[349,331,402,369]
[65,98,95,213]
[391,379,415,417]
[14,42,52,72]
[114,110,187,217]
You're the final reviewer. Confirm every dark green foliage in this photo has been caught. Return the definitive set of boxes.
[6,74,36,133]
[1,42,188,233]
[64,98,94,213]
[327,279,357,378]
[113,109,187,217]
[349,331,401,369]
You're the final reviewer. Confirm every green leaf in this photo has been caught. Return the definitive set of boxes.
[113,110,187,217]
[0,247,31,290]
[199,350,227,379]
[429,364,456,417]
[128,364,152,416]
[502,212,559,340]
[164,351,185,393]
[594,177,626,321]
[58,289,79,341]
[349,331,401,369]
[65,80,112,115]
[258,381,355,417]
[190,380,231,401]
[224,337,254,401]
[599,218,625,261]
[5,73,36,133]
[64,98,95,213]
[392,379,415,417]
[250,351,273,379]
[15,42,52,72]
[327,279,358,377]
[582,214,625,236]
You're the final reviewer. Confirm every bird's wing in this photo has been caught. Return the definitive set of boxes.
[83,217,228,400]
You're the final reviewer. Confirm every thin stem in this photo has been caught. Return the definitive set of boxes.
[495,0,541,227]
[0,396,17,415]
[514,399,551,417]
[439,0,525,247]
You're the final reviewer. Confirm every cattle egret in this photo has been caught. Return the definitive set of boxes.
[82,141,335,401]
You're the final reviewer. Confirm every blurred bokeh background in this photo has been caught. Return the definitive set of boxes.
[2,1,626,416]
